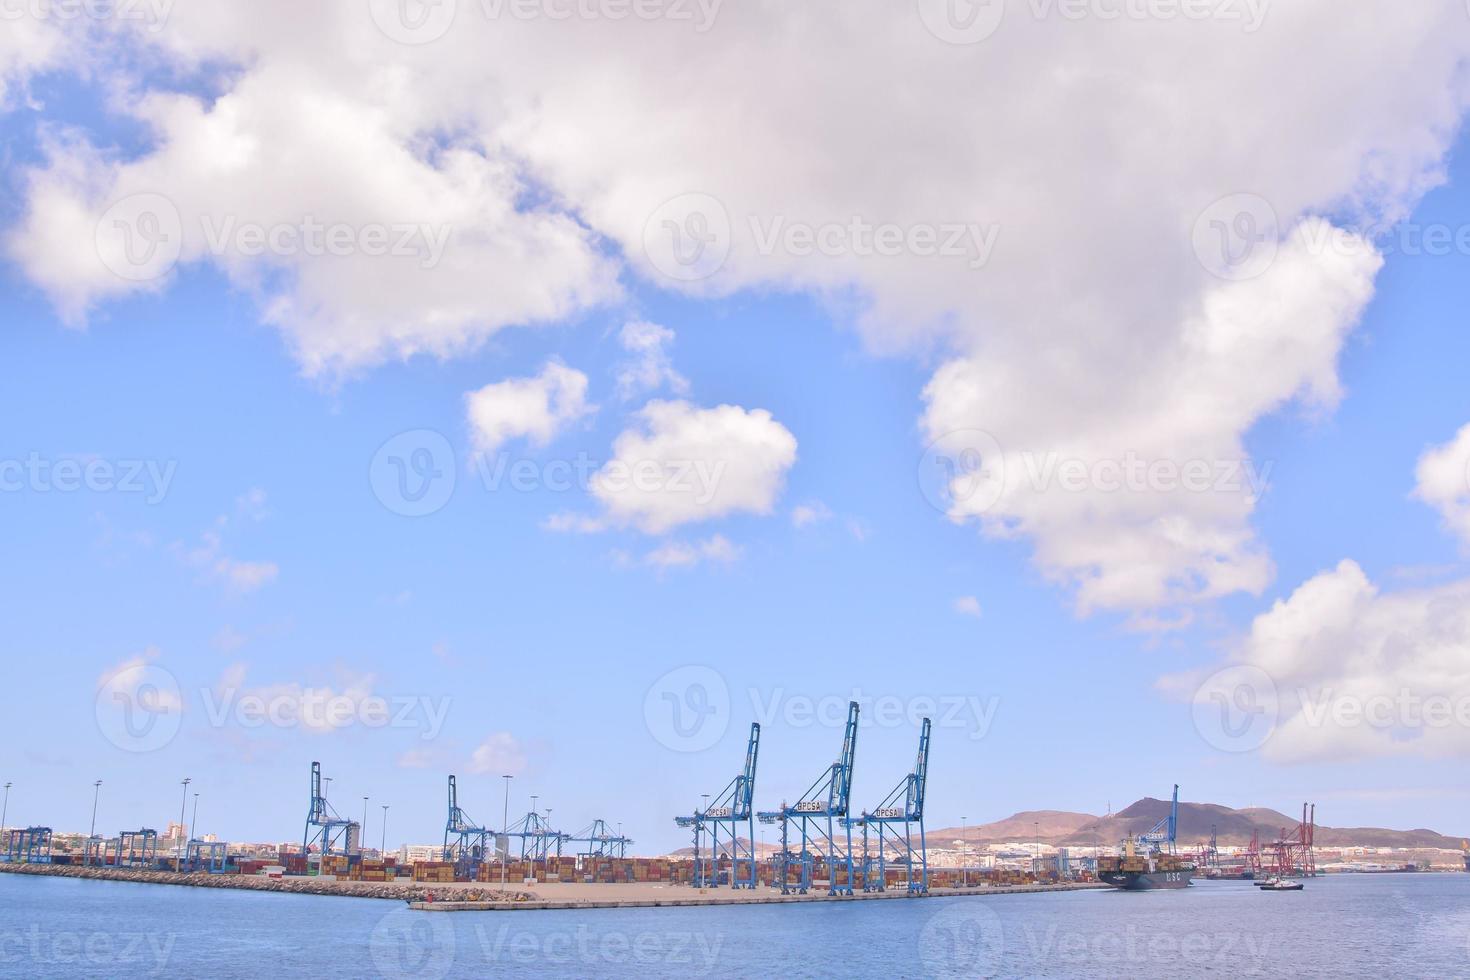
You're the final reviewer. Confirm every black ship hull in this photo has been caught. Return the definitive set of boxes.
[1099,869,1192,890]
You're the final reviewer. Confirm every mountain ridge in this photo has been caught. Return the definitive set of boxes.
[931,798,1466,849]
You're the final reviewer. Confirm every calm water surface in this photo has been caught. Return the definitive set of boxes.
[0,872,1464,977]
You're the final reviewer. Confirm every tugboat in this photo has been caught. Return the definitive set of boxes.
[1097,784,1194,890]
[1258,877,1304,891]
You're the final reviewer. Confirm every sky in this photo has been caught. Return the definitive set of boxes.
[2,3,1470,854]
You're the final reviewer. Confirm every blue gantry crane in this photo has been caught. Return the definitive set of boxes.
[564,819,634,861]
[848,716,931,893]
[504,806,566,878]
[302,761,355,859]
[1136,783,1180,853]
[758,701,860,896]
[674,722,760,889]
[443,774,492,878]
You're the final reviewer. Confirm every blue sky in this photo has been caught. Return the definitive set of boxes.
[3,7,1470,853]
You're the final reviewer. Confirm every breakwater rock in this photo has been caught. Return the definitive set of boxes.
[0,861,534,903]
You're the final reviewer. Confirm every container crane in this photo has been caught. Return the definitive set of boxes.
[443,775,492,878]
[757,701,860,896]
[848,717,931,893]
[302,761,355,860]
[674,722,760,888]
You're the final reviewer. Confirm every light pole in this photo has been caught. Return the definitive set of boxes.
[381,804,389,856]
[177,778,191,869]
[88,781,102,865]
[501,775,512,888]
[961,816,967,888]
[192,793,200,841]
[2,782,11,833]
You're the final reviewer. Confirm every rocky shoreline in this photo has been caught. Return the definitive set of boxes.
[0,861,534,903]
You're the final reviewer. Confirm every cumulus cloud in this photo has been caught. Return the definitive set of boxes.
[953,596,983,618]
[922,221,1381,623]
[1181,560,1470,763]
[468,732,528,775]
[465,361,593,453]
[590,400,797,533]
[5,3,1470,618]
[616,320,688,399]
[6,60,618,374]
[1414,423,1470,548]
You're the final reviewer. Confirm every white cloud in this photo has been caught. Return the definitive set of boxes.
[210,665,380,735]
[468,732,528,775]
[465,360,593,453]
[616,320,688,399]
[642,534,742,569]
[1182,560,1470,763]
[590,400,797,533]
[6,68,619,375]
[98,647,183,713]
[953,595,983,618]
[0,16,65,108]
[791,501,833,528]
[1414,423,1470,548]
[922,221,1381,623]
[178,528,280,593]
[5,3,1469,619]
[176,493,280,594]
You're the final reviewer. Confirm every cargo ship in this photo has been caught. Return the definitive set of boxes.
[1097,845,1194,889]
[1098,783,1193,890]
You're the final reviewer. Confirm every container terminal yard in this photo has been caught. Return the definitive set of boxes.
[0,703,1454,908]
[0,704,1103,908]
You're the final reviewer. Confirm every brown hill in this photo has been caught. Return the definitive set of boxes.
[931,810,1098,844]
[938,798,1464,850]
